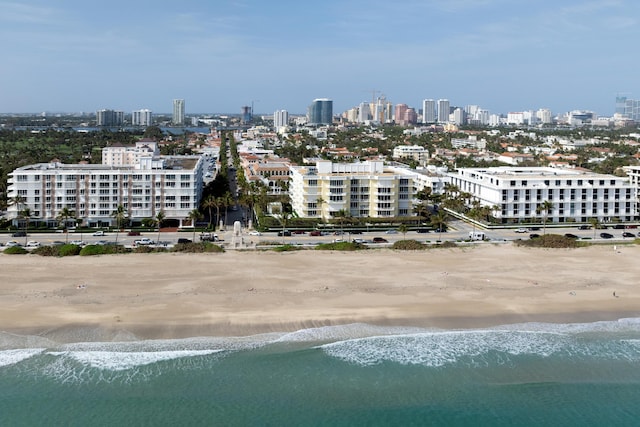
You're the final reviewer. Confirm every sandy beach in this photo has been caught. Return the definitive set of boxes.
[0,244,638,343]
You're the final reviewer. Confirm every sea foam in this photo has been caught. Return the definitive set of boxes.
[0,349,45,368]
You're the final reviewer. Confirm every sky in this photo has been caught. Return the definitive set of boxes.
[1,0,638,117]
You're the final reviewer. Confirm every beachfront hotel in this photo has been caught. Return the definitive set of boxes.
[449,167,638,224]
[289,160,414,219]
[6,142,205,228]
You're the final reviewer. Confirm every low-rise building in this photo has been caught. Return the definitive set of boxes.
[289,160,414,219]
[449,166,637,224]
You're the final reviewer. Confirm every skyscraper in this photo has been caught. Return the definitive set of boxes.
[132,109,152,126]
[172,99,185,126]
[422,99,436,124]
[274,110,289,129]
[437,99,450,123]
[96,109,124,127]
[307,98,333,125]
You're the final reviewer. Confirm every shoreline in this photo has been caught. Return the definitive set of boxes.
[1,244,639,344]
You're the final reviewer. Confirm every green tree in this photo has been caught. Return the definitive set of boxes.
[536,200,554,236]
[188,208,203,241]
[56,207,75,243]
[18,207,31,245]
[111,205,128,244]
[155,210,166,244]
[398,223,409,241]
[588,217,600,240]
[430,211,449,242]
[201,195,218,229]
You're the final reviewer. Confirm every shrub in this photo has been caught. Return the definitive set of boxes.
[513,234,579,249]
[272,244,302,252]
[3,246,28,255]
[315,242,365,251]
[392,240,426,250]
[58,244,82,257]
[171,242,224,253]
[32,245,60,256]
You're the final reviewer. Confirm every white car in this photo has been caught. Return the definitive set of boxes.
[248,230,261,236]
[25,241,41,248]
[93,230,106,236]
[70,240,85,246]
[5,240,21,247]
[134,238,154,245]
[515,228,528,233]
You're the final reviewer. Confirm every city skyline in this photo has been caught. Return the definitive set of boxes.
[1,0,638,116]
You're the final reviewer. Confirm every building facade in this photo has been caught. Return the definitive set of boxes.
[449,167,637,224]
[96,109,124,127]
[289,160,414,220]
[307,98,333,125]
[422,99,436,124]
[273,109,289,129]
[132,109,152,126]
[7,152,205,228]
[437,99,450,123]
[172,99,185,125]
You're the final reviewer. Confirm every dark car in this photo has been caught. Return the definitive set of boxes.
[622,232,635,238]
[177,238,192,244]
[613,224,625,229]
[350,230,363,234]
[564,233,578,239]
[127,230,141,236]
[277,230,292,237]
[529,233,540,239]
[416,228,430,233]
[529,227,541,231]
[309,231,322,236]
[600,233,614,239]
[577,225,591,230]
[372,237,388,243]
[12,231,26,237]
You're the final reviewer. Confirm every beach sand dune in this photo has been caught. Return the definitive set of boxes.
[0,244,638,342]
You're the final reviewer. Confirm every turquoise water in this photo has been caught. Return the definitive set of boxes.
[2,321,640,426]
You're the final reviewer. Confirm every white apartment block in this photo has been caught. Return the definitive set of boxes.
[7,151,205,228]
[132,109,152,126]
[102,139,160,166]
[392,145,428,162]
[289,160,414,219]
[449,167,637,224]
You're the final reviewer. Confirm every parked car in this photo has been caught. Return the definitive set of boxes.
[372,237,388,243]
[25,241,40,248]
[385,229,398,234]
[309,231,322,236]
[350,230,363,235]
[352,238,366,244]
[12,231,26,237]
[248,230,261,236]
[564,233,578,239]
[622,232,635,238]
[127,231,141,236]
[134,238,153,245]
[5,240,21,247]
[577,225,591,230]
[515,228,528,233]
[529,234,541,239]
[93,230,106,236]
[69,240,85,246]
[416,228,430,233]
[277,230,292,237]
[292,230,307,235]
[612,224,625,229]
[600,232,614,239]
[177,238,192,244]
[529,227,541,231]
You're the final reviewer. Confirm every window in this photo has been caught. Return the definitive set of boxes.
[307,179,317,186]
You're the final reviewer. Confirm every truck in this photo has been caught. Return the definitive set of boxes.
[199,232,219,242]
[468,231,486,241]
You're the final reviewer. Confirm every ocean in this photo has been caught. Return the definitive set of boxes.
[2,320,640,426]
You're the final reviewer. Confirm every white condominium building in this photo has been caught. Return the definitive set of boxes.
[289,160,414,219]
[392,145,428,162]
[449,167,637,224]
[7,153,205,228]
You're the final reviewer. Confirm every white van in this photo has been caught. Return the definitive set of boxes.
[469,231,485,241]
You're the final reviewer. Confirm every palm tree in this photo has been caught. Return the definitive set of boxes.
[56,207,75,243]
[398,223,408,241]
[536,200,554,236]
[155,210,166,244]
[111,205,127,245]
[188,208,203,241]
[332,209,350,235]
[430,211,449,242]
[315,196,326,222]
[588,217,600,240]
[18,207,31,245]
[201,195,218,229]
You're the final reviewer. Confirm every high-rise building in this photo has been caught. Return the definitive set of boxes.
[616,96,640,121]
[132,109,152,126]
[394,104,409,125]
[437,99,450,123]
[96,109,124,127]
[422,99,436,123]
[273,110,289,129]
[172,99,185,125]
[358,102,371,123]
[307,98,333,125]
[536,108,553,124]
[241,106,252,124]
